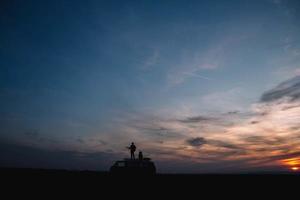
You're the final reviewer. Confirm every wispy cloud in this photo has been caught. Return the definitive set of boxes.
[260,75,300,102]
[165,29,252,87]
[178,115,218,123]
[105,75,300,171]
[186,137,207,147]
[182,72,212,81]
[165,38,230,87]
[4,76,300,172]
[0,141,117,170]
[166,50,220,86]
[140,48,160,71]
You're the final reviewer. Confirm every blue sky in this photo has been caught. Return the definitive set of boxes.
[1,0,300,173]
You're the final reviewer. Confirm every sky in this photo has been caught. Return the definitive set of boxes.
[1,0,300,173]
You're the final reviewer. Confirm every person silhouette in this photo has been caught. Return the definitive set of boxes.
[138,151,143,160]
[128,142,136,159]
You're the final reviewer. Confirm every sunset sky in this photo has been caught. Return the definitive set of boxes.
[1,0,300,173]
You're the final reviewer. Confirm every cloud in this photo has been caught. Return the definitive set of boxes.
[4,75,300,173]
[22,130,59,144]
[242,135,289,147]
[0,141,117,171]
[269,0,281,5]
[260,75,300,102]
[166,41,226,87]
[178,116,218,123]
[140,49,160,71]
[141,126,182,139]
[166,55,218,87]
[165,28,254,87]
[225,111,240,115]
[98,140,107,145]
[200,88,249,112]
[24,130,39,138]
[169,76,300,170]
[90,78,300,171]
[186,137,207,147]
[77,138,84,144]
[209,140,242,150]
[181,72,212,81]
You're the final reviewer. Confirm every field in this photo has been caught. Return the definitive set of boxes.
[1,167,298,188]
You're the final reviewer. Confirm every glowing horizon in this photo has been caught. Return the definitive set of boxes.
[1,0,300,173]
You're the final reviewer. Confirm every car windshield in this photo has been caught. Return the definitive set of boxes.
[116,162,125,167]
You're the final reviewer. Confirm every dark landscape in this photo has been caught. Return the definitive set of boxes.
[1,167,299,197]
[2,167,299,183]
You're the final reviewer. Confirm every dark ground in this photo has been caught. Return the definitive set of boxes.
[1,168,298,197]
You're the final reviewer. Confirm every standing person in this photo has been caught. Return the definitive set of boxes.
[127,142,136,159]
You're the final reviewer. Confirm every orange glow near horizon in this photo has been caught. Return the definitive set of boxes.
[281,157,300,172]
[291,167,299,171]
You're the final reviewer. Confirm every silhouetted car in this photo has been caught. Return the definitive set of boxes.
[110,158,156,175]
